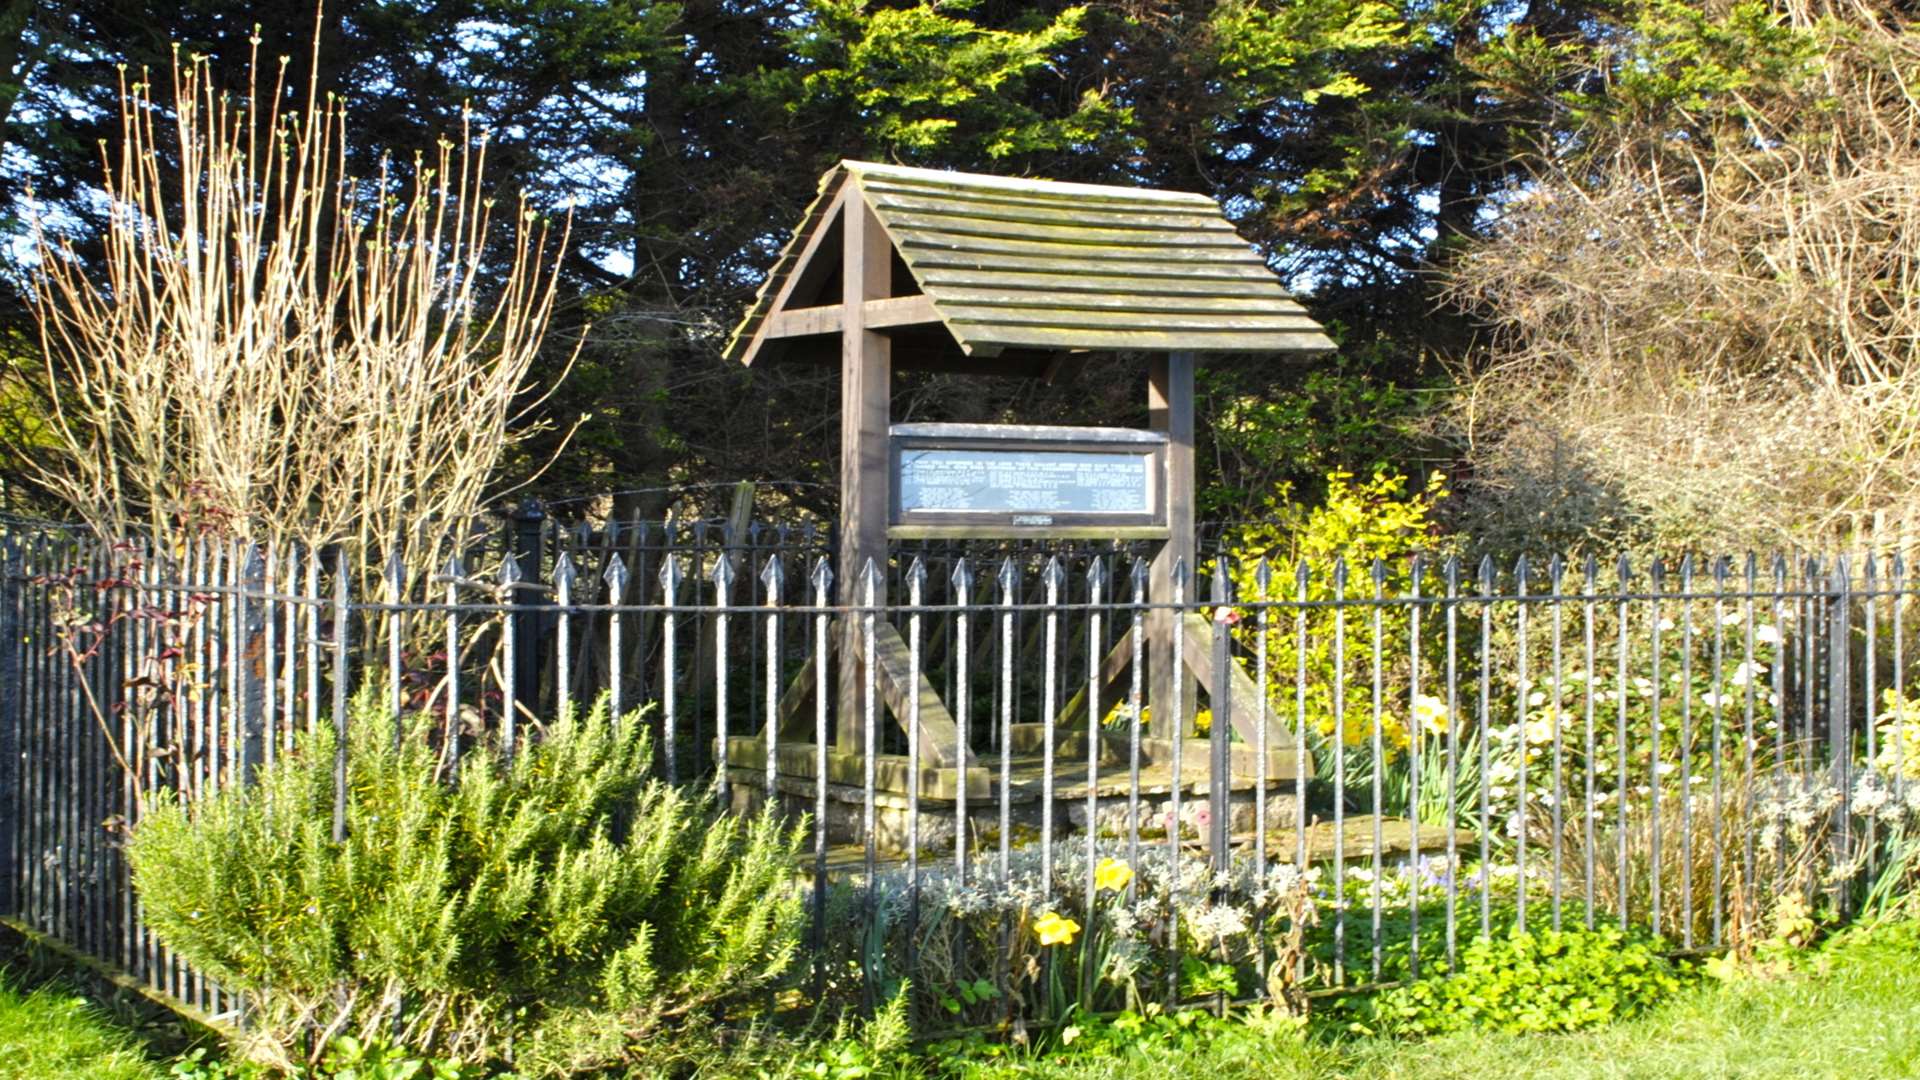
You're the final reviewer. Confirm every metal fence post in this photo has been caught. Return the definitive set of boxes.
[1208,558,1231,874]
[509,499,545,723]
[332,549,351,844]
[1830,557,1852,913]
[0,538,19,917]
[238,545,266,786]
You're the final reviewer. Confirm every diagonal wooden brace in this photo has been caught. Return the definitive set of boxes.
[771,617,975,767]
[1179,610,1301,757]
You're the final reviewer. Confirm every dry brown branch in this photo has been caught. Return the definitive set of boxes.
[1443,2,1920,552]
[19,25,580,589]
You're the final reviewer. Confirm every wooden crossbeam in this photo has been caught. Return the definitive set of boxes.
[767,295,941,339]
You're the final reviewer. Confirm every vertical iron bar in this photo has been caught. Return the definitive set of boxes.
[1129,558,1148,899]
[500,554,521,765]
[554,553,575,719]
[282,548,298,754]
[1617,555,1633,929]
[1550,555,1565,932]
[0,539,19,922]
[306,546,320,736]
[997,556,1015,887]
[1212,560,1233,878]
[1649,558,1665,938]
[1297,560,1311,883]
[1477,555,1493,936]
[860,559,879,1015]
[332,549,350,844]
[1406,555,1422,978]
[907,556,926,974]
[1863,555,1878,891]
[1254,557,1272,987]
[1369,558,1384,980]
[811,559,832,994]
[952,559,973,887]
[444,557,463,771]
[1444,557,1460,965]
[386,552,403,729]
[606,554,630,726]
[765,556,785,802]
[1332,556,1347,983]
[1583,555,1598,928]
[1084,558,1106,978]
[1830,558,1851,915]
[1680,555,1695,949]
[1168,556,1187,1002]
[662,555,683,779]
[1042,556,1063,897]
[713,555,735,805]
[1515,554,1530,934]
[1710,557,1729,947]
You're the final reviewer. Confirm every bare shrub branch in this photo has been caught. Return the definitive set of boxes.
[19,29,580,582]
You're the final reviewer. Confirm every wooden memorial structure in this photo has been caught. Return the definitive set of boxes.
[723,161,1335,852]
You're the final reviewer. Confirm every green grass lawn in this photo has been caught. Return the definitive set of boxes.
[927,922,1920,1080]
[6,923,1920,1079]
[0,970,167,1080]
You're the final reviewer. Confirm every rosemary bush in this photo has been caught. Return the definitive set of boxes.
[128,694,802,1076]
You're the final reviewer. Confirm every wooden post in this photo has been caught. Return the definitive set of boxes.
[838,194,892,752]
[1147,351,1196,741]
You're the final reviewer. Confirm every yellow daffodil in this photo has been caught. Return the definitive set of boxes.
[1094,858,1134,893]
[1033,911,1080,947]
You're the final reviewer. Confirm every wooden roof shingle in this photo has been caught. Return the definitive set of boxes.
[725,160,1335,365]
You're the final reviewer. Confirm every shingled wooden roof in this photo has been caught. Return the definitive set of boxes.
[725,160,1334,367]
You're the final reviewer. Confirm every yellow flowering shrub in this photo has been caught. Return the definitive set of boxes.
[1876,688,1920,781]
[1225,469,1451,756]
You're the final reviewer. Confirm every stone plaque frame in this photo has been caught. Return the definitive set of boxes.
[888,422,1170,540]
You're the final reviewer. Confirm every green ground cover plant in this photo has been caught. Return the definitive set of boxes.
[1356,925,1687,1036]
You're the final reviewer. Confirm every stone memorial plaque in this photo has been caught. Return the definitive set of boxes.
[889,423,1167,537]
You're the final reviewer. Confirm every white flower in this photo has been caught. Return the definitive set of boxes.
[1411,693,1451,735]
[1658,616,1676,632]
[1853,778,1892,818]
[1755,624,1782,645]
[1186,903,1250,940]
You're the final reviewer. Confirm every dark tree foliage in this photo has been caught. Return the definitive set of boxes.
[0,0,1624,522]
